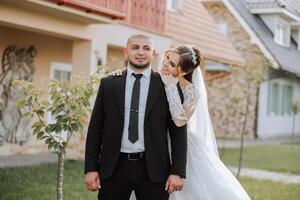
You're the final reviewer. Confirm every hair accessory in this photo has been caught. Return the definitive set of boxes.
[188,45,198,65]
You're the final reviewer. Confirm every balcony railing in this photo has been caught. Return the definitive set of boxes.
[128,0,166,33]
[49,0,166,33]
[50,0,126,19]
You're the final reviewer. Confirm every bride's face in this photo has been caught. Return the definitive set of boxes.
[162,51,181,76]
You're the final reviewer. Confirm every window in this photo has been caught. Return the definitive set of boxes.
[274,22,289,46]
[50,62,71,82]
[53,70,70,81]
[298,28,300,51]
[217,20,229,36]
[267,82,294,116]
[281,85,293,115]
[267,83,280,115]
[167,0,180,11]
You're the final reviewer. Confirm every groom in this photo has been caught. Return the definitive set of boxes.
[84,34,187,200]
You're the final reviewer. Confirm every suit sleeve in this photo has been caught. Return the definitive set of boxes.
[84,78,105,174]
[167,87,187,178]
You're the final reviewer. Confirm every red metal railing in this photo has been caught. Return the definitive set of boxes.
[49,0,166,33]
[128,0,166,33]
[50,0,126,19]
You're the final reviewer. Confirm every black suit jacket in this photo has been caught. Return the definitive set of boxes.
[84,70,187,183]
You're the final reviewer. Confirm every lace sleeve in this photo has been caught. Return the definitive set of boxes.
[165,83,200,127]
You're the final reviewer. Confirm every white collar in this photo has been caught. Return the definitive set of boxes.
[127,66,151,79]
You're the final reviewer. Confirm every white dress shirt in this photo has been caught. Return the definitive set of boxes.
[120,66,151,153]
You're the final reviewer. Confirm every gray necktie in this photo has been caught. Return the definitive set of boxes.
[128,73,143,144]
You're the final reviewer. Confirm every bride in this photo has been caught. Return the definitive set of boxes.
[160,45,251,200]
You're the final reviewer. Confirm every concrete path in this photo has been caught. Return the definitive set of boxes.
[0,153,57,167]
[216,135,300,148]
[229,166,300,184]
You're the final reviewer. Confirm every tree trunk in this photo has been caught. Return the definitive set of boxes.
[220,118,230,158]
[292,113,296,148]
[56,150,65,200]
[237,84,251,179]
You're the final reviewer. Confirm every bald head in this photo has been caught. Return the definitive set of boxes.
[126,34,153,47]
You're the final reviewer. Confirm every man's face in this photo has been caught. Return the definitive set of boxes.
[124,38,155,70]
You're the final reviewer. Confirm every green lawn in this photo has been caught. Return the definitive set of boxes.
[1,160,300,200]
[220,144,300,174]
[0,160,97,200]
[241,177,300,200]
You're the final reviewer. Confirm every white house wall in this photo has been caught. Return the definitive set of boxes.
[257,77,300,138]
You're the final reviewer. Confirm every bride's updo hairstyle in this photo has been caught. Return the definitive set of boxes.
[174,45,203,82]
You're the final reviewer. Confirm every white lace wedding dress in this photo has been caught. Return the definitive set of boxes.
[164,71,251,200]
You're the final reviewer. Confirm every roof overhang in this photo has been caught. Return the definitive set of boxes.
[291,21,300,28]
[205,60,231,72]
[222,0,280,69]
[249,8,300,22]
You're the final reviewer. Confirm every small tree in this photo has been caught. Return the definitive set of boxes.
[291,101,300,148]
[234,56,271,178]
[12,68,102,200]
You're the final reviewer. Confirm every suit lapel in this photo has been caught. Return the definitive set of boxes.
[145,71,162,120]
[115,70,127,121]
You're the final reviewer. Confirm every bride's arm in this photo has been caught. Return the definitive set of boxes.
[110,68,200,127]
[162,75,200,127]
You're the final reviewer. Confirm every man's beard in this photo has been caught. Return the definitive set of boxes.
[128,59,150,70]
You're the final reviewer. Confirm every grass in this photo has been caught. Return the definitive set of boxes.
[220,144,300,174]
[1,160,300,200]
[0,160,97,200]
[240,177,300,200]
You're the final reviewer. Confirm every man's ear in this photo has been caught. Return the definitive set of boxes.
[152,49,157,57]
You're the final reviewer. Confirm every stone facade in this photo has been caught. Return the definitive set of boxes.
[203,2,265,138]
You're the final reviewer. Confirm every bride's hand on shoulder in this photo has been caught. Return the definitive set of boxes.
[161,74,179,86]
[159,65,171,76]
[159,66,178,86]
[109,69,123,77]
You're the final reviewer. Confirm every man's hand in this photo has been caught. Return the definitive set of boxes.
[165,175,184,193]
[84,172,101,192]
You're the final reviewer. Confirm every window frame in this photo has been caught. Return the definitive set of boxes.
[274,20,290,47]
[217,20,229,36]
[167,0,180,11]
[50,62,72,81]
[267,81,294,116]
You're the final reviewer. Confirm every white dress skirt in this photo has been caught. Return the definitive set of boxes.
[164,82,251,200]
[169,129,251,200]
